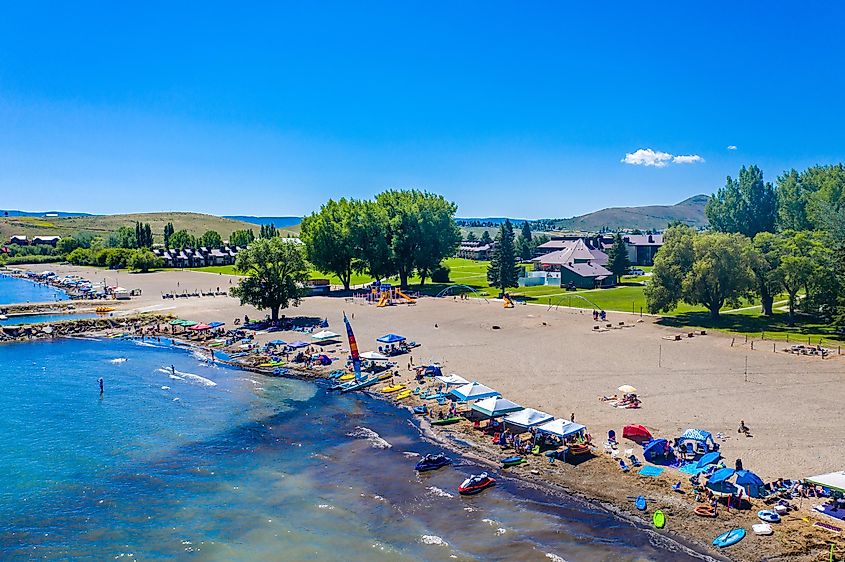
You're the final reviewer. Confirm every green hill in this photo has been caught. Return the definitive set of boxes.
[552,195,709,231]
[0,212,298,244]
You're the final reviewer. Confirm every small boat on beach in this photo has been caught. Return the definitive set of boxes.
[395,389,412,400]
[431,416,461,426]
[415,453,452,472]
[458,473,495,495]
[381,384,405,393]
[413,405,428,415]
[501,455,525,467]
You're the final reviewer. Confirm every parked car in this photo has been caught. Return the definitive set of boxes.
[627,267,645,276]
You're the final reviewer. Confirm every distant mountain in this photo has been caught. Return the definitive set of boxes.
[1,210,92,218]
[223,215,301,229]
[551,195,709,231]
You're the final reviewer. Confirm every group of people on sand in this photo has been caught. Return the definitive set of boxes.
[592,309,607,322]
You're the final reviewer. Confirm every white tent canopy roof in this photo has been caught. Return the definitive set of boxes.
[360,351,389,361]
[503,408,554,428]
[450,382,500,402]
[435,373,470,387]
[536,418,587,438]
[471,396,523,418]
[311,330,340,341]
[805,471,845,493]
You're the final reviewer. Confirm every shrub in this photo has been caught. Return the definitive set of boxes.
[431,264,451,283]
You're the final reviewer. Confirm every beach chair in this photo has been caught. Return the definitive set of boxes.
[628,454,642,467]
[684,442,696,460]
[413,386,420,395]
[436,397,447,406]
[618,459,630,473]
[531,445,541,455]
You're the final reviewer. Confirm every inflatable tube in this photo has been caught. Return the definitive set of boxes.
[757,509,781,523]
[694,505,716,517]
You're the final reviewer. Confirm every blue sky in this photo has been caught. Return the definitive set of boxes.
[1,2,843,218]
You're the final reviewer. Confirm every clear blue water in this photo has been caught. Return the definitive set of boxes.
[0,338,712,561]
[0,275,69,305]
[0,313,97,325]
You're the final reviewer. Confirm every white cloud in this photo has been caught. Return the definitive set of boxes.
[672,154,704,164]
[621,148,704,168]
[621,148,674,167]
[727,145,737,150]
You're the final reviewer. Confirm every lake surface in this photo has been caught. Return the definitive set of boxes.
[0,338,713,561]
[0,275,69,305]
[0,312,97,325]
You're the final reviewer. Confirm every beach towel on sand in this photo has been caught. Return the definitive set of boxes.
[639,466,665,478]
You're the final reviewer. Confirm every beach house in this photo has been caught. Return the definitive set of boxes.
[456,240,495,260]
[528,239,615,289]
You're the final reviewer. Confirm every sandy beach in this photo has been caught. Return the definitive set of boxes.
[9,264,845,560]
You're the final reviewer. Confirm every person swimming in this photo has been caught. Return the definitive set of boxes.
[98,377,104,394]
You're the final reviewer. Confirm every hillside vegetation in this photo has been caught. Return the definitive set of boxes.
[552,195,709,231]
[0,212,298,243]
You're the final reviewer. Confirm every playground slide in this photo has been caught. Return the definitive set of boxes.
[377,293,388,307]
[503,295,514,308]
[395,289,416,303]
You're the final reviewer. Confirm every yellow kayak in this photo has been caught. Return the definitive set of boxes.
[340,373,355,381]
[381,384,405,393]
[395,390,412,400]
[259,361,284,367]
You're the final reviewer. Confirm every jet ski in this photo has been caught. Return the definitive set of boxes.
[415,453,452,472]
[458,472,496,495]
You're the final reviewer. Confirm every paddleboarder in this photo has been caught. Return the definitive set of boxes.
[98,377,104,394]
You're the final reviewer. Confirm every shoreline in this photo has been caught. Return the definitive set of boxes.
[5,322,836,562]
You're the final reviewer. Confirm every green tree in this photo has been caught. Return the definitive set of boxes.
[516,221,533,260]
[259,224,278,239]
[128,249,163,273]
[229,237,310,321]
[134,222,153,248]
[169,230,195,250]
[646,227,757,320]
[163,222,175,249]
[606,233,631,284]
[769,230,828,325]
[465,231,477,243]
[487,219,520,295]
[67,247,95,266]
[56,237,80,255]
[199,230,223,248]
[751,232,781,316]
[413,196,460,286]
[706,165,778,237]
[351,200,392,281]
[804,163,845,227]
[300,198,360,290]
[479,230,492,245]
[111,226,137,249]
[229,229,255,247]
[776,169,814,231]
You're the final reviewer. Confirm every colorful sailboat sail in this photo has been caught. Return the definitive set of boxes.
[343,312,362,380]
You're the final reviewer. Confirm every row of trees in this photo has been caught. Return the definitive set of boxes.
[648,164,845,324]
[300,190,461,290]
[66,247,163,272]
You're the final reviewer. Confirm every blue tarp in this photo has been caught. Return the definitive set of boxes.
[642,438,670,462]
[377,333,406,344]
[696,451,721,469]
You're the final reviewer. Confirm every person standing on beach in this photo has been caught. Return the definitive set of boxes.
[98,377,104,394]
[171,365,176,376]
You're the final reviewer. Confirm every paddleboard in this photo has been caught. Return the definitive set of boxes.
[635,495,647,511]
[652,509,665,529]
[713,528,745,548]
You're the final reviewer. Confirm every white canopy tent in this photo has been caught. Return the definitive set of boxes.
[311,330,340,341]
[536,419,586,439]
[360,351,389,361]
[450,382,500,402]
[805,471,845,493]
[435,373,469,387]
[503,408,554,429]
[471,397,523,418]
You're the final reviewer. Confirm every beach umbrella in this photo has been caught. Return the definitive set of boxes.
[377,333,406,344]
[450,382,500,402]
[268,339,286,346]
[618,385,637,394]
[622,424,652,443]
[471,396,523,418]
[311,330,340,341]
[695,451,721,469]
[180,320,198,327]
[169,319,186,325]
[288,341,309,349]
[642,438,670,462]
[707,467,736,486]
[188,324,212,331]
[208,321,225,328]
[361,351,389,361]
[735,470,765,497]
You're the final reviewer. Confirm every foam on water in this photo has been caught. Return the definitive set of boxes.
[346,426,391,449]
[420,535,448,546]
[427,486,454,498]
[108,358,128,364]
[157,367,217,387]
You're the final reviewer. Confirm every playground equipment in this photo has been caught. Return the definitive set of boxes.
[435,284,490,302]
[547,293,603,312]
[358,282,417,307]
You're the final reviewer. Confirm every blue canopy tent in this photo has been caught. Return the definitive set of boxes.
[377,334,406,344]
[268,339,287,346]
[424,365,443,377]
[288,341,309,349]
[736,470,766,498]
[642,438,672,463]
[677,428,719,455]
[695,451,722,469]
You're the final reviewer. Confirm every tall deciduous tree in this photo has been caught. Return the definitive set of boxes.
[169,230,195,250]
[776,169,814,231]
[229,229,255,247]
[300,198,360,290]
[751,232,781,316]
[414,198,461,286]
[351,200,392,280]
[128,249,163,273]
[163,222,175,249]
[199,230,223,248]
[259,224,278,239]
[706,165,778,237]
[769,230,828,325]
[646,227,757,320]
[229,237,309,321]
[606,233,631,284]
[487,219,520,295]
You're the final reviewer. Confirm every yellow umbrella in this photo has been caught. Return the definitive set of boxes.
[618,385,637,394]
